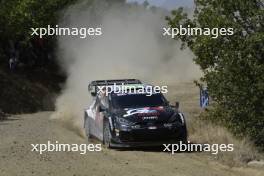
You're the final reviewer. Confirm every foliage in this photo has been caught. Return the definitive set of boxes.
[0,0,77,40]
[167,0,264,149]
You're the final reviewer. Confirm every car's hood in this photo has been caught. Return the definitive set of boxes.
[114,106,175,123]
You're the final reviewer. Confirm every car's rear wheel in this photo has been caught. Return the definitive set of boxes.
[103,121,112,148]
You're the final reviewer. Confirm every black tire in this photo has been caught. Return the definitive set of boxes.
[84,113,90,140]
[179,124,188,143]
[103,121,112,148]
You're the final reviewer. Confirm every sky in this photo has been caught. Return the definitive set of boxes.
[127,0,194,9]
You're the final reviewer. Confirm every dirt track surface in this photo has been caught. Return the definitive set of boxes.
[0,112,264,176]
[1,83,264,176]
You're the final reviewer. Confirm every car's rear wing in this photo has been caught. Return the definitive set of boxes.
[88,79,142,95]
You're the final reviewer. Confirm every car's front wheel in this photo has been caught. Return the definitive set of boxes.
[103,121,112,148]
[179,124,188,143]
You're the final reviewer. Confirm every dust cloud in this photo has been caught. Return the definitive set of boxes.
[51,1,201,135]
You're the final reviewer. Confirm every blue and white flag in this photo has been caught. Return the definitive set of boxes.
[200,87,209,108]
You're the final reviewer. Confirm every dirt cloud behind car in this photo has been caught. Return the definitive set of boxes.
[51,1,201,134]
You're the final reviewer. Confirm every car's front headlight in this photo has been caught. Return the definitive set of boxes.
[116,117,134,126]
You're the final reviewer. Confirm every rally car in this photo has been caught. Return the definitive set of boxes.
[84,79,187,148]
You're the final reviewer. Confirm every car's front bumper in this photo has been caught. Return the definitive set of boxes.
[109,139,181,148]
[110,124,186,148]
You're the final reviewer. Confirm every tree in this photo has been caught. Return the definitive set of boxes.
[0,0,77,39]
[167,0,264,149]
[0,0,126,44]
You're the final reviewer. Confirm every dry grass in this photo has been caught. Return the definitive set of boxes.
[167,82,262,166]
[188,118,259,166]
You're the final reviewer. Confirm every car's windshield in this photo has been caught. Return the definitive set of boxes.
[111,93,167,108]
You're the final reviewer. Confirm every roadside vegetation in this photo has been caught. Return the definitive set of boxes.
[169,83,262,166]
[0,0,79,114]
[0,0,117,114]
[167,0,264,151]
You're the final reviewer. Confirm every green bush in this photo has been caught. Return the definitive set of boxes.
[167,0,264,150]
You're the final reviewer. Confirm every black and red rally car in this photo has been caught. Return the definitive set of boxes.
[84,79,187,148]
